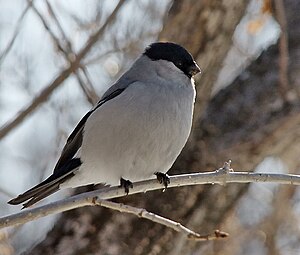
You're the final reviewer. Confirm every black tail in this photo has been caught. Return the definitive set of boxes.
[8,158,81,209]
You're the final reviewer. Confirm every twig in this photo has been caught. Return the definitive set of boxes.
[75,69,99,105]
[44,0,73,55]
[95,199,228,241]
[0,1,32,65]
[274,0,290,102]
[0,67,73,140]
[0,0,126,140]
[44,0,99,104]
[30,1,98,104]
[31,0,98,105]
[74,0,126,64]
[2,161,300,229]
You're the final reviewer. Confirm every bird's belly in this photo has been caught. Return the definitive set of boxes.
[62,84,193,188]
[78,120,188,187]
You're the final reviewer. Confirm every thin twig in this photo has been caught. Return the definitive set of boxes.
[0,1,32,65]
[95,199,228,241]
[44,0,73,54]
[274,0,290,102]
[74,0,126,63]
[30,1,98,105]
[83,40,139,66]
[0,0,126,140]
[2,161,300,229]
[44,0,99,104]
[75,69,99,105]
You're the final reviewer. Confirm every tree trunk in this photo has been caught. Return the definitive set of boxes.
[30,0,300,254]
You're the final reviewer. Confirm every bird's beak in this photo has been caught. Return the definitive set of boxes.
[189,62,201,77]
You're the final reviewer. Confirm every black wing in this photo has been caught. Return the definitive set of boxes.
[8,88,125,208]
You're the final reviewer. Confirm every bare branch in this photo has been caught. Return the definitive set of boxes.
[274,0,290,102]
[74,0,126,62]
[31,0,98,105]
[2,162,300,229]
[44,0,100,104]
[0,1,32,65]
[44,0,73,54]
[75,69,99,105]
[95,199,228,241]
[0,0,127,140]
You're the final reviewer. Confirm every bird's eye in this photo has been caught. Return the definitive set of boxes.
[177,62,183,67]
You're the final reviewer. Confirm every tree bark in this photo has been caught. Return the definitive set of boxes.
[29,0,300,254]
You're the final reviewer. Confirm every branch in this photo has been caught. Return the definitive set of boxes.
[2,161,300,229]
[43,0,99,104]
[0,0,126,140]
[274,0,290,102]
[0,1,32,65]
[95,199,228,241]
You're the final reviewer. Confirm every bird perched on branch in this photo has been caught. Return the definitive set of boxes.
[8,42,201,208]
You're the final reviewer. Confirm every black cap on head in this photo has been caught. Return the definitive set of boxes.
[143,42,200,78]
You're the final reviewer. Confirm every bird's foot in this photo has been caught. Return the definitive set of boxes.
[155,172,170,190]
[119,178,133,195]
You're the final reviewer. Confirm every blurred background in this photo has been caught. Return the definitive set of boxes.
[0,0,300,254]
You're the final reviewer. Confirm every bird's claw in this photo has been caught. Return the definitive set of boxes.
[119,178,133,195]
[155,172,170,190]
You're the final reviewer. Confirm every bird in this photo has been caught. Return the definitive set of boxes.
[8,42,201,208]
